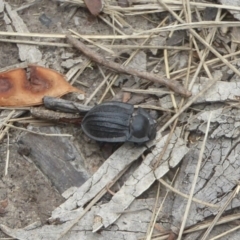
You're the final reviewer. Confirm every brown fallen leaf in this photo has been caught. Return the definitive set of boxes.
[84,0,103,16]
[0,65,83,107]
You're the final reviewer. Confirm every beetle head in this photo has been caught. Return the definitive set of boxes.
[129,108,157,143]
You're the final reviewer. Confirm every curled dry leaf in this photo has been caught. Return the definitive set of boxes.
[0,65,83,107]
[84,0,103,16]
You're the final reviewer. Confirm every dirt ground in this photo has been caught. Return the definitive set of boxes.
[0,0,108,237]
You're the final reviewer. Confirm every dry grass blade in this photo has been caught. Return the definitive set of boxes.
[98,66,115,97]
[169,50,240,79]
[69,59,92,85]
[0,38,191,50]
[108,1,240,12]
[0,31,153,39]
[0,111,15,128]
[158,0,240,79]
[150,213,240,240]
[4,132,10,176]
[136,21,240,35]
[158,179,218,209]
[84,72,113,105]
[200,185,240,240]
[146,170,180,240]
[0,38,70,47]
[210,225,240,240]
[134,104,174,113]
[69,29,115,54]
[177,112,212,239]
[61,0,240,12]
[0,110,16,142]
[145,182,161,240]
[99,15,169,102]
[158,29,234,133]
[188,9,221,90]
[184,213,240,235]
[2,123,72,137]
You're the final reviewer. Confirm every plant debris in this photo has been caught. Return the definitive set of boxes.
[2,0,240,239]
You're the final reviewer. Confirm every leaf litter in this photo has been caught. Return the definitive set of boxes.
[1,0,240,239]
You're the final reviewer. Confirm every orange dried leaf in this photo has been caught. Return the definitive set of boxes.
[0,65,84,107]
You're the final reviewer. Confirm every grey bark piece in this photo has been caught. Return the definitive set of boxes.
[4,3,42,63]
[162,80,239,109]
[0,198,173,240]
[0,0,4,12]
[51,142,148,218]
[19,127,90,194]
[171,137,240,233]
[219,0,240,20]
[188,107,240,138]
[95,128,189,230]
[0,209,85,240]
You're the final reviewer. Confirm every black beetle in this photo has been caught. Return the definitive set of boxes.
[81,101,156,143]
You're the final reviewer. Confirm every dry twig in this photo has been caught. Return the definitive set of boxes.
[66,33,192,97]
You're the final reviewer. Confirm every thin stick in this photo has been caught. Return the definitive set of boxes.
[177,112,212,239]
[66,33,191,97]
